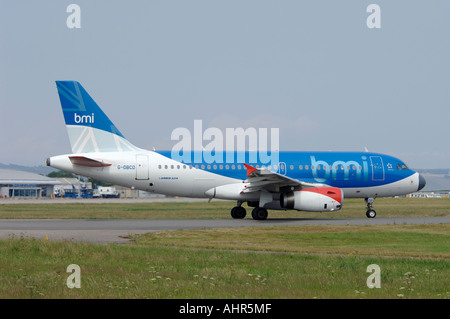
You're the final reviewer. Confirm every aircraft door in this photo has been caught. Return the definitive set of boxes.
[370,156,385,181]
[136,155,149,180]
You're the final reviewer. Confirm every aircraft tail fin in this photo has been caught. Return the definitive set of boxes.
[55,81,140,153]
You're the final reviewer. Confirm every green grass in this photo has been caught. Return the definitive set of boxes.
[0,198,449,219]
[0,198,448,298]
[130,224,450,259]
[0,224,448,298]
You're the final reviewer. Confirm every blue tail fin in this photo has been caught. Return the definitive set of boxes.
[56,81,140,153]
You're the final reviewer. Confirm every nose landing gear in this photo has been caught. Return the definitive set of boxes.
[365,197,376,218]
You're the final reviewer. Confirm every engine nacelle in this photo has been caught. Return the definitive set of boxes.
[280,187,344,212]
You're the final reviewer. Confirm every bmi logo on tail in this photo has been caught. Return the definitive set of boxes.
[74,113,95,124]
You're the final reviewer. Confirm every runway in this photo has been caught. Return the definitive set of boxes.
[0,217,448,243]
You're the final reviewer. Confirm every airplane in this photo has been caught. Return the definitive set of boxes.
[47,81,426,220]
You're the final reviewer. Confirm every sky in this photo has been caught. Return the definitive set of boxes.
[1,1,449,169]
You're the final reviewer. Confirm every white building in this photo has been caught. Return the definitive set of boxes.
[407,191,449,199]
[0,169,60,198]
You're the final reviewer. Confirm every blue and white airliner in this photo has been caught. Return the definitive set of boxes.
[47,81,426,220]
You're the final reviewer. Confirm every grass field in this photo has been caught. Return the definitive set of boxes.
[0,197,449,219]
[0,198,448,299]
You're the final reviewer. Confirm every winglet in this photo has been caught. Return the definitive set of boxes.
[243,163,258,177]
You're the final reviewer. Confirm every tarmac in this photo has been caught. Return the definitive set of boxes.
[0,216,448,244]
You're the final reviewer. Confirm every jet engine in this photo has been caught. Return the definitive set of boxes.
[280,187,344,212]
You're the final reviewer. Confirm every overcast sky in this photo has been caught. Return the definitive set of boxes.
[1,1,449,169]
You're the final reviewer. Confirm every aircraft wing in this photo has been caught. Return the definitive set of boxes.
[241,163,327,193]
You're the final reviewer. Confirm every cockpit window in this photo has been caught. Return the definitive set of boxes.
[402,164,408,170]
[397,164,402,171]
[397,163,409,170]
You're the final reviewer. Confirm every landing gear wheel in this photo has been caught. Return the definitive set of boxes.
[365,197,377,218]
[251,207,268,220]
[231,206,246,219]
[366,209,376,218]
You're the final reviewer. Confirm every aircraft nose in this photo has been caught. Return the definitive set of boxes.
[418,174,426,191]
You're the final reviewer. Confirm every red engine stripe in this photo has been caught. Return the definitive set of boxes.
[300,187,343,204]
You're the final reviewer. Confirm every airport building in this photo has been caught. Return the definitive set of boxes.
[405,191,449,199]
[0,169,61,198]
[0,169,153,199]
[0,169,95,199]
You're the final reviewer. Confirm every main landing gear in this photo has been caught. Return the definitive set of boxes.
[230,205,246,219]
[230,202,269,220]
[365,198,376,218]
[251,207,268,220]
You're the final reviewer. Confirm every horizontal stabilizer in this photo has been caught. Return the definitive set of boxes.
[69,156,112,167]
